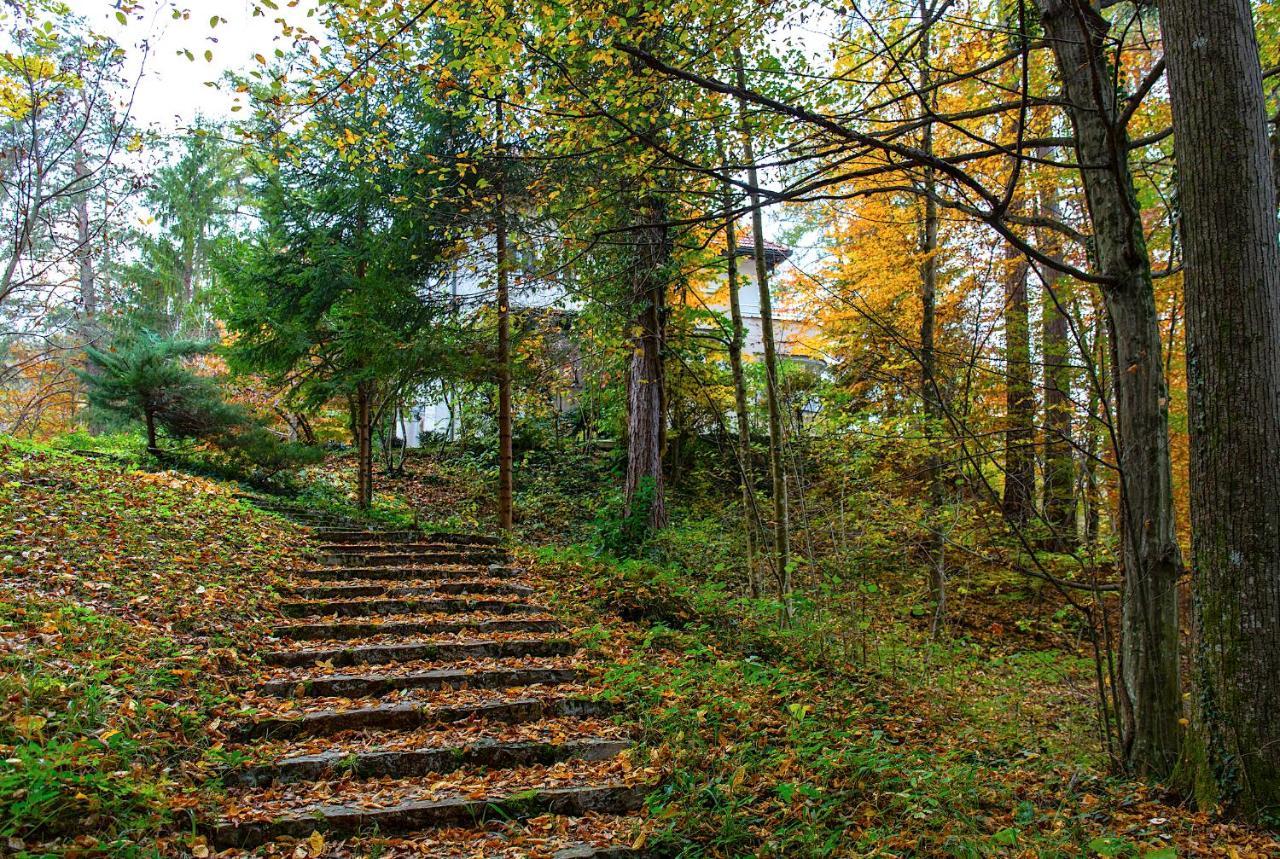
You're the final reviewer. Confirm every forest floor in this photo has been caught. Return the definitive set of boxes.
[1,439,1277,857]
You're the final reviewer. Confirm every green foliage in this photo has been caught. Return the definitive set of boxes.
[79,332,236,448]
[595,475,659,557]
[78,332,320,483]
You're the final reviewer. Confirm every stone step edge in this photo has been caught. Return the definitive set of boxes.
[300,564,523,581]
[270,617,563,642]
[279,598,550,619]
[223,737,631,787]
[207,783,649,849]
[281,582,535,599]
[230,696,617,742]
[263,637,574,668]
[255,666,585,699]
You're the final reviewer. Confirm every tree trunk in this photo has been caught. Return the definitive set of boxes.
[1159,0,1280,818]
[1034,0,1184,777]
[355,382,373,510]
[74,138,103,434]
[623,194,669,530]
[915,5,946,632]
[722,177,760,598]
[495,101,514,532]
[736,55,790,610]
[1002,243,1036,527]
[144,408,158,454]
[1082,308,1106,550]
[1038,165,1077,550]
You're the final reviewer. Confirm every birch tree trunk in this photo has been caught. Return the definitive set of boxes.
[1159,0,1280,817]
[1033,0,1184,777]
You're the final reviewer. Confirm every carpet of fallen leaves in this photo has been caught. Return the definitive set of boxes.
[0,439,309,855]
[520,545,1280,858]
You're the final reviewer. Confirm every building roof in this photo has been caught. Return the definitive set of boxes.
[726,234,792,268]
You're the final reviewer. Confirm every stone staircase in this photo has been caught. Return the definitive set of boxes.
[207,498,650,856]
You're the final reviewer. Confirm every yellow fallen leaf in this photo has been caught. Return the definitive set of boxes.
[308,831,324,855]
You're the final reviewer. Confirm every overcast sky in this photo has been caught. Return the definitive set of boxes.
[66,0,323,133]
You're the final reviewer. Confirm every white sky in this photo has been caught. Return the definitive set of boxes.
[66,0,324,134]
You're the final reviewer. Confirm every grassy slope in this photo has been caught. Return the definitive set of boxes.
[387,450,1279,858]
[0,439,308,857]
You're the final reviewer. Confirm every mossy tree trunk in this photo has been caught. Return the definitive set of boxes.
[1159,0,1280,818]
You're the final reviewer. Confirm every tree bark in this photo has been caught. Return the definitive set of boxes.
[355,382,373,510]
[74,137,103,434]
[737,56,790,610]
[1159,0,1280,818]
[1038,164,1077,550]
[495,100,514,532]
[1034,0,1184,777]
[623,194,669,530]
[722,177,760,598]
[916,4,946,632]
[1002,243,1036,527]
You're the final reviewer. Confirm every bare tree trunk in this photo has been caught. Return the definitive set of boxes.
[1159,0,1280,818]
[623,194,669,530]
[1038,165,1077,550]
[1002,243,1036,526]
[1082,309,1106,550]
[916,4,946,632]
[355,382,373,510]
[722,176,760,598]
[495,101,514,532]
[736,56,790,610]
[74,138,103,434]
[1034,0,1184,777]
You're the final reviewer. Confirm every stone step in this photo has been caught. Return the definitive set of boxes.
[319,550,507,568]
[232,696,615,742]
[302,564,521,582]
[317,541,502,554]
[225,737,630,787]
[309,529,502,544]
[279,598,549,619]
[263,637,574,668]
[208,783,648,849]
[256,666,584,698]
[271,617,563,641]
[283,581,534,600]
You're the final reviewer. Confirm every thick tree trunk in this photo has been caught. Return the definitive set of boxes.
[495,103,514,532]
[623,195,669,530]
[1038,169,1077,550]
[737,57,790,609]
[1002,243,1036,527]
[1159,0,1280,818]
[722,181,760,598]
[1034,0,1183,777]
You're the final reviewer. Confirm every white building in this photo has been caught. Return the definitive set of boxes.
[398,233,817,447]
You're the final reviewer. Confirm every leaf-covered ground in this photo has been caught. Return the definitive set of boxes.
[2,441,1276,857]
[0,439,308,855]
[378,450,1280,858]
